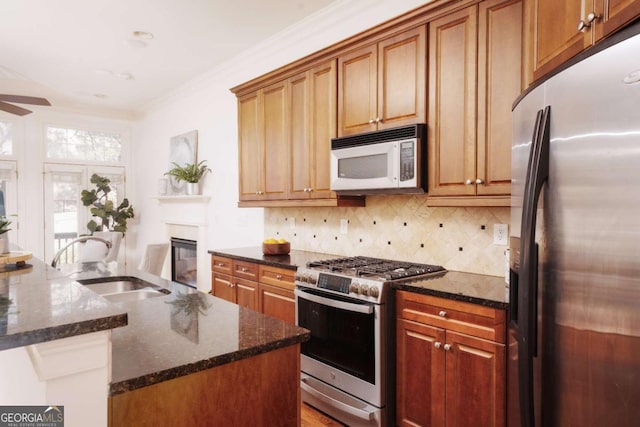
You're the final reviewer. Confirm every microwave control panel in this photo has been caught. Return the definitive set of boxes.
[399,141,415,182]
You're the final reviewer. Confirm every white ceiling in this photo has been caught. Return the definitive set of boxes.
[0,0,337,116]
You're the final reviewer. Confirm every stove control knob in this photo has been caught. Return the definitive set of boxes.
[349,283,361,294]
[360,284,370,296]
[369,286,380,298]
[308,275,317,285]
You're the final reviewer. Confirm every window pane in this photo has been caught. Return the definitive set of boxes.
[0,121,12,156]
[52,171,82,262]
[46,126,122,162]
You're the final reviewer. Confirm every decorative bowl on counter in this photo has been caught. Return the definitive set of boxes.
[262,240,290,255]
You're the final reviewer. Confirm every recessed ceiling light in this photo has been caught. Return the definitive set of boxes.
[93,93,108,99]
[132,31,154,40]
[623,69,640,84]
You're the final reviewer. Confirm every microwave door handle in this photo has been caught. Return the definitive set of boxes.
[294,289,373,314]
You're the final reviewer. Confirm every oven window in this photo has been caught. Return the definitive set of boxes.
[338,153,387,179]
[298,294,375,384]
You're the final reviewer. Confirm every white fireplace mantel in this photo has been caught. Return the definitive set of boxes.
[154,195,211,292]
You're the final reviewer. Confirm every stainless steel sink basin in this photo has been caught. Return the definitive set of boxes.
[77,276,171,302]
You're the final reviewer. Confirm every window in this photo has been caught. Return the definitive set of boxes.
[44,165,126,264]
[0,120,13,156]
[45,126,122,162]
[43,124,129,265]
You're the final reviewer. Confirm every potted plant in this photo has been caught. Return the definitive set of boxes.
[81,174,135,261]
[164,160,211,195]
[0,217,11,254]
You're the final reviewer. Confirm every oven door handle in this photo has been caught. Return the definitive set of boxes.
[301,376,374,421]
[294,289,374,314]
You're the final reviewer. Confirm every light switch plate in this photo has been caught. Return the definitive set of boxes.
[493,224,508,245]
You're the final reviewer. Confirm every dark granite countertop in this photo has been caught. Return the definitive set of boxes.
[107,274,309,396]
[0,254,128,351]
[0,252,310,396]
[392,271,509,309]
[209,247,341,270]
[210,247,509,309]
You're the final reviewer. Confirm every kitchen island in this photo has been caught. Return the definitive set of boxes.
[0,253,309,427]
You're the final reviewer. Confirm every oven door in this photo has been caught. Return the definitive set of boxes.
[295,288,385,409]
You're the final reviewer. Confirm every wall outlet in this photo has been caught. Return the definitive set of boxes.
[493,224,508,245]
[289,217,295,229]
[340,219,349,235]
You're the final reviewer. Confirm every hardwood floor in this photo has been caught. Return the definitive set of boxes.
[301,402,346,427]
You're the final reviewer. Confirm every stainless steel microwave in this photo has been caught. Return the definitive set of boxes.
[330,124,427,195]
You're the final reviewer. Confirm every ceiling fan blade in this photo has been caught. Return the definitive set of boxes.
[0,94,51,106]
[0,101,33,116]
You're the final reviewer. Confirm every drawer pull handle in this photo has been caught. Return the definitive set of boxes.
[434,341,442,349]
[438,310,447,317]
[276,274,283,280]
[444,343,452,351]
[240,267,248,272]
[217,263,225,267]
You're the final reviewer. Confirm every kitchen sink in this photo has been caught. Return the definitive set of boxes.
[76,276,171,302]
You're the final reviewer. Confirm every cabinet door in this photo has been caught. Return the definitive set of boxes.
[338,44,377,136]
[598,0,640,40]
[238,92,263,201]
[259,282,295,324]
[532,0,592,81]
[262,81,289,200]
[377,26,426,130]
[397,318,446,427]
[427,6,478,197]
[289,71,311,199]
[476,0,522,196]
[445,331,506,427]
[235,277,258,311]
[212,272,235,303]
[309,60,337,199]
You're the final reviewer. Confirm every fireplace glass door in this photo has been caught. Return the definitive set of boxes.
[171,238,197,288]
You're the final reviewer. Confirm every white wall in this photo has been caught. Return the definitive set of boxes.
[131,0,431,267]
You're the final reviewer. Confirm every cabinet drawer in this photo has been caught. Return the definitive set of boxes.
[259,265,295,290]
[397,291,505,343]
[211,256,233,275]
[233,260,259,280]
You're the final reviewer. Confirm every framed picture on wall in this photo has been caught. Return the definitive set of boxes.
[168,130,198,195]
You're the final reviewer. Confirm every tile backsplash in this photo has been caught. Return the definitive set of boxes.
[264,195,510,277]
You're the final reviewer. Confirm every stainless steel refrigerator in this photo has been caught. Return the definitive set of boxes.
[508,22,640,427]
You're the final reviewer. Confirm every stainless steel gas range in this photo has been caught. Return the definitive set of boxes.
[294,256,446,427]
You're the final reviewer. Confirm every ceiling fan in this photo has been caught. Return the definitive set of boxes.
[0,94,51,116]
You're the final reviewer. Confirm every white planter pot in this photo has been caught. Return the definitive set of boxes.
[0,235,8,255]
[186,182,201,195]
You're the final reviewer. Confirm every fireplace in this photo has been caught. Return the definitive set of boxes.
[171,238,197,288]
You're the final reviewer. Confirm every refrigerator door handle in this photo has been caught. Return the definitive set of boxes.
[517,105,550,427]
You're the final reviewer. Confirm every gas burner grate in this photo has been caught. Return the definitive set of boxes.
[306,256,446,280]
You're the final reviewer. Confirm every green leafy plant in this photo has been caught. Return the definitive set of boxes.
[0,217,11,235]
[81,174,135,234]
[164,160,211,183]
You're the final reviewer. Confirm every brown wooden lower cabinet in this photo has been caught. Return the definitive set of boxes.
[211,255,296,324]
[396,291,506,427]
[259,282,295,324]
[109,344,300,426]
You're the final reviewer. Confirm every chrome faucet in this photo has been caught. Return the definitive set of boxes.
[51,236,113,268]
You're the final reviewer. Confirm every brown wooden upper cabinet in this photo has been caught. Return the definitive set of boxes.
[427,0,523,206]
[532,0,640,82]
[337,26,426,137]
[238,81,288,202]
[288,60,336,200]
